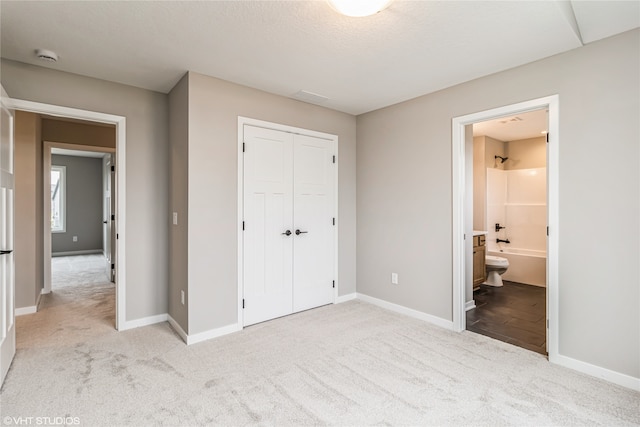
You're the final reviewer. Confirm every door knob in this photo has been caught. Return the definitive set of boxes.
[295,229,308,235]
[281,230,292,236]
[103,221,107,224]
[0,250,13,255]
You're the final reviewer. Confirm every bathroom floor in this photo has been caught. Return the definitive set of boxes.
[467,281,547,355]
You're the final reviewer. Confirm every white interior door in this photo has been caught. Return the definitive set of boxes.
[292,134,335,312]
[110,155,116,283]
[242,124,336,326]
[104,154,115,283]
[243,126,294,326]
[104,156,112,280]
[0,93,16,385]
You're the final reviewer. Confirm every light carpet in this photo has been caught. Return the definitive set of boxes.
[1,258,638,426]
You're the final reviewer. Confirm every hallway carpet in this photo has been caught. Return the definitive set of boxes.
[1,264,638,425]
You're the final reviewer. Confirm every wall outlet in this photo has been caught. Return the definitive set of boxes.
[72,236,78,242]
[391,273,398,285]
[173,212,178,225]
[180,290,185,305]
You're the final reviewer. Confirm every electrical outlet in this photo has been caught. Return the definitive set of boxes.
[391,273,398,285]
[180,290,185,305]
[173,212,178,225]
[72,236,78,242]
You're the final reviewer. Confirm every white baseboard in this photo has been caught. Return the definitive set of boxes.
[16,305,37,316]
[552,353,640,391]
[335,292,357,303]
[52,249,103,257]
[16,288,44,316]
[356,293,454,331]
[465,300,476,311]
[186,323,242,345]
[119,313,168,331]
[167,315,241,346]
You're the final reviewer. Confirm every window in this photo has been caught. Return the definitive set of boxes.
[51,165,66,233]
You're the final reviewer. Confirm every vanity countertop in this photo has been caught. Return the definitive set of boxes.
[473,230,488,236]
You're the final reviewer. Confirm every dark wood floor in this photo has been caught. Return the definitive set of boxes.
[467,280,547,355]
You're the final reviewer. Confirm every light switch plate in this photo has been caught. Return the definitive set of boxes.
[173,212,178,225]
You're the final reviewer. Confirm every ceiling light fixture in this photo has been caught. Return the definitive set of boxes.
[327,0,393,17]
[35,48,58,62]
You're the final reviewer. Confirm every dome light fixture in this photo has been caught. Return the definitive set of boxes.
[327,0,393,17]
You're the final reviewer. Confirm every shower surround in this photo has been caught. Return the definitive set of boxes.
[486,167,547,287]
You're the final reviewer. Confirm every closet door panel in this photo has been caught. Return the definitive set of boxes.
[243,126,293,326]
[293,134,335,312]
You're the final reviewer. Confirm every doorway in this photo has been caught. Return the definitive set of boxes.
[238,117,339,327]
[45,141,116,325]
[44,141,115,290]
[4,97,127,330]
[466,109,548,354]
[451,95,559,362]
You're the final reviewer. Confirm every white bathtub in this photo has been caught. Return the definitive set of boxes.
[487,247,546,287]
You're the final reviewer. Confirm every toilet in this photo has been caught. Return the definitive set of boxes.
[485,255,509,287]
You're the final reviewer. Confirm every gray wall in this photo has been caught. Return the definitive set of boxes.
[168,73,189,331]
[2,59,169,322]
[357,29,639,378]
[176,71,357,335]
[14,111,43,308]
[51,154,103,254]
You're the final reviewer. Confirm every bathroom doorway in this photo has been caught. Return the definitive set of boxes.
[466,109,548,354]
[451,95,559,361]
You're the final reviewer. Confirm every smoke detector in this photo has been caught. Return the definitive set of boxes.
[35,49,59,62]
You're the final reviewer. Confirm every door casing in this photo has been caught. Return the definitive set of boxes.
[451,95,559,363]
[5,98,127,330]
[43,142,116,292]
[237,116,339,328]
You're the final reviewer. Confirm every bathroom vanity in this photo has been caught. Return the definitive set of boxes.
[472,231,487,289]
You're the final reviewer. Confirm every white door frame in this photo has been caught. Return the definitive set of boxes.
[237,116,339,328]
[5,98,127,330]
[43,141,116,293]
[451,95,559,363]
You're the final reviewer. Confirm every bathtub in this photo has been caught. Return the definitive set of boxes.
[487,247,546,287]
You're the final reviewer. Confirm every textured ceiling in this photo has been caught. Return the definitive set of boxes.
[1,1,638,115]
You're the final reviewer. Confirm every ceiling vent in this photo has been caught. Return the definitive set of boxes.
[293,90,329,105]
[499,116,523,124]
[35,49,58,62]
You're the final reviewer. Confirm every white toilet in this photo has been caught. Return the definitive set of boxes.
[485,255,509,287]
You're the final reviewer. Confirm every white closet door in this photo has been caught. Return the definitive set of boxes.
[292,134,335,312]
[243,126,294,326]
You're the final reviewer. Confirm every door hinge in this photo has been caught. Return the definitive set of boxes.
[332,155,336,164]
[332,280,335,289]
[243,143,245,153]
[111,214,115,221]
[546,319,549,328]
[546,133,549,143]
[242,299,245,309]
[111,263,115,270]
[116,233,119,239]
[111,165,115,172]
[547,226,549,236]
[242,221,245,231]
[332,217,335,226]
